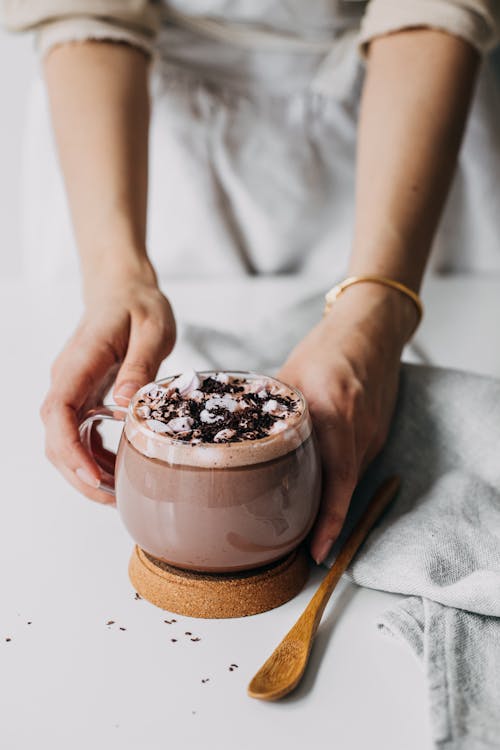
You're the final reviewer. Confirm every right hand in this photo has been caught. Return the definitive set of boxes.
[40,263,176,504]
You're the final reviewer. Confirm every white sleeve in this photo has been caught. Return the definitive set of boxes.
[0,0,162,57]
[359,0,500,55]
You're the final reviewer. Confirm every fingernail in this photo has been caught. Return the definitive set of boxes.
[115,382,140,404]
[76,468,100,489]
[314,538,334,565]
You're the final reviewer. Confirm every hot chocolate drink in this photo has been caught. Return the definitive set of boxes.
[115,371,321,572]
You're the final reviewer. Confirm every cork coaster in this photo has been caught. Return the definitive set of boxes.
[129,545,310,619]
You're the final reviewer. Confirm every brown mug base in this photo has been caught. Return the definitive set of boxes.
[128,545,310,619]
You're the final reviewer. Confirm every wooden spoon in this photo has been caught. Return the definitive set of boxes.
[247,475,401,701]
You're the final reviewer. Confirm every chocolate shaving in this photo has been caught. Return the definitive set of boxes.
[135,373,300,445]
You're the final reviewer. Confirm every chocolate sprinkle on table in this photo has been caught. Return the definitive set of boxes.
[5,637,11,642]
[106,620,115,626]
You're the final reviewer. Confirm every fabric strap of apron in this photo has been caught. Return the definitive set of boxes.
[162,5,363,98]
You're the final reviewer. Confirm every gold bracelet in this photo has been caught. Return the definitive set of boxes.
[324,275,424,330]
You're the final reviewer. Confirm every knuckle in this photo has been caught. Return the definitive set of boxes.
[141,315,164,340]
[96,338,123,366]
[142,314,175,350]
[333,460,357,486]
[160,321,176,350]
[308,378,365,427]
[308,397,339,426]
[40,397,52,423]
[60,441,81,468]
[131,305,148,326]
[59,435,83,464]
[44,442,56,465]
[307,395,326,418]
[121,359,152,377]
[334,379,364,420]
[40,393,65,424]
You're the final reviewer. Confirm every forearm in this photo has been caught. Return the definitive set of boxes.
[44,41,153,296]
[284,30,480,562]
[350,29,479,292]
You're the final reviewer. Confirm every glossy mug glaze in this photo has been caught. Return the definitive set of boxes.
[79,371,321,572]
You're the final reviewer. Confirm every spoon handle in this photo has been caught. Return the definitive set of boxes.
[304,475,401,637]
[247,476,400,701]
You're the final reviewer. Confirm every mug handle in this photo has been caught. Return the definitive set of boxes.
[78,405,128,496]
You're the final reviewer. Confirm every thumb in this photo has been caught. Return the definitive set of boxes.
[114,316,174,405]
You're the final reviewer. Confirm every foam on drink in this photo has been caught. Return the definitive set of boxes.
[125,371,310,468]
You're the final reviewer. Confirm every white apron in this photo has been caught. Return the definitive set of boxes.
[20,1,500,369]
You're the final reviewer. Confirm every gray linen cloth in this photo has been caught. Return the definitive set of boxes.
[325,363,500,750]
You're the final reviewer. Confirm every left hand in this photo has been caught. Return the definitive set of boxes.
[277,283,418,563]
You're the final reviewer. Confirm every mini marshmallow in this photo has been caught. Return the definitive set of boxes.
[252,379,269,393]
[262,399,279,414]
[136,405,151,418]
[205,396,238,413]
[167,416,194,433]
[213,428,236,442]
[220,395,239,411]
[169,369,201,396]
[146,419,172,434]
[200,409,224,424]
[188,389,205,401]
[215,372,230,384]
[263,399,290,417]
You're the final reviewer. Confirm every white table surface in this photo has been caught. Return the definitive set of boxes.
[1,274,499,750]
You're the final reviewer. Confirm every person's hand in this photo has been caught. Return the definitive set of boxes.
[40,261,176,504]
[277,283,418,563]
